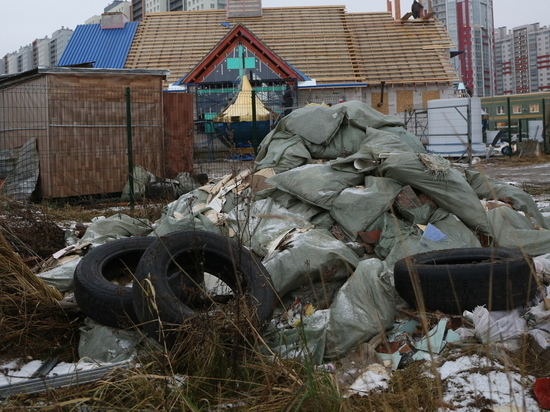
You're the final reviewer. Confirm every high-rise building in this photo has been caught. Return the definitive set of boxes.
[1,27,73,74]
[495,23,550,94]
[431,0,495,97]
[131,0,226,21]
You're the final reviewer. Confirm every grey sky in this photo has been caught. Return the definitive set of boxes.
[1,0,548,58]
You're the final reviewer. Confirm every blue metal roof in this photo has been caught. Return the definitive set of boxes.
[57,22,139,69]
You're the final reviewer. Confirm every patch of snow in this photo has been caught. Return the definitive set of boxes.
[439,355,540,411]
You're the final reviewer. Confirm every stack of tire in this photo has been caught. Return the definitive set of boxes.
[74,230,276,342]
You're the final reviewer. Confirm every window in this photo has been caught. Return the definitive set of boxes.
[513,105,522,114]
[497,106,505,115]
[530,103,540,113]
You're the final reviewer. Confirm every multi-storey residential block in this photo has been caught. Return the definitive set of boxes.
[495,23,550,94]
[49,27,73,67]
[32,38,51,67]
[431,0,495,97]
[131,0,226,21]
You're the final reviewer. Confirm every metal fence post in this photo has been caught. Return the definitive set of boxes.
[544,98,547,154]
[125,87,135,210]
[251,89,258,153]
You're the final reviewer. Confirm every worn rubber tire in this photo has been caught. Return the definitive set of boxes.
[74,236,156,328]
[394,248,537,314]
[132,230,275,342]
[74,236,197,328]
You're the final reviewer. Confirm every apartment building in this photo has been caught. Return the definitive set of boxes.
[431,0,495,97]
[1,29,72,76]
[131,0,226,21]
[495,23,550,94]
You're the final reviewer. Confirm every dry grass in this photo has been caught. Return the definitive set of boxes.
[0,230,81,362]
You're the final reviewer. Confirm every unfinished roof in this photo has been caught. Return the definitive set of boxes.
[124,6,458,86]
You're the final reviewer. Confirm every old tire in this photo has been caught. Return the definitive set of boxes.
[74,236,196,328]
[132,230,275,342]
[393,248,537,314]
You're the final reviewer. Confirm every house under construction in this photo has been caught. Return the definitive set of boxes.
[59,0,460,118]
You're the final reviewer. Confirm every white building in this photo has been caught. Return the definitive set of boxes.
[85,15,102,24]
[131,0,226,21]
[106,0,132,16]
[49,27,73,67]
[495,23,550,94]
[32,37,51,67]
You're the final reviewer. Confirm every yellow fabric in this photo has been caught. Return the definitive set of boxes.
[214,75,273,122]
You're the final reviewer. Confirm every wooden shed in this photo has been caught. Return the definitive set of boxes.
[0,67,193,199]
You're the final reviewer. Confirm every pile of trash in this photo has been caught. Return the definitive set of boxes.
[3,101,550,410]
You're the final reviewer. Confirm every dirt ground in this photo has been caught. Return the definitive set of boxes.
[472,156,550,187]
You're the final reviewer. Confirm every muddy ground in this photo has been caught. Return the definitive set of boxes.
[474,157,550,187]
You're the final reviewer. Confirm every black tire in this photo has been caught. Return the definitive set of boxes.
[393,248,537,315]
[502,145,513,157]
[74,236,197,328]
[74,237,156,328]
[132,230,275,342]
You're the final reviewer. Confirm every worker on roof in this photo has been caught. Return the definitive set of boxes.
[412,0,424,19]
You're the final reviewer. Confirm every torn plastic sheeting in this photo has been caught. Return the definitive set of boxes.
[262,228,359,297]
[534,253,550,282]
[378,152,490,234]
[341,100,404,130]
[160,188,210,220]
[379,126,426,154]
[120,165,154,202]
[265,163,364,211]
[362,127,421,158]
[35,255,81,293]
[330,176,402,240]
[79,214,153,245]
[283,104,346,146]
[254,131,312,173]
[374,212,418,261]
[324,258,397,359]
[465,169,548,229]
[329,147,379,174]
[487,206,550,256]
[399,203,433,225]
[302,123,367,160]
[255,101,405,173]
[79,318,143,364]
[265,309,329,366]
[0,138,39,202]
[151,208,222,238]
[469,306,527,345]
[378,209,481,268]
[329,127,421,174]
[225,198,317,257]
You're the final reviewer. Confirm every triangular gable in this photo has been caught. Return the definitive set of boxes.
[182,23,304,84]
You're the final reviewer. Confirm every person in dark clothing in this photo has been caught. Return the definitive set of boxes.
[412,0,423,19]
[283,84,294,116]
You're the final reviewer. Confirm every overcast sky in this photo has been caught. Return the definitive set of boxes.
[1,0,549,57]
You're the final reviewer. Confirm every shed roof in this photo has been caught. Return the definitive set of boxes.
[58,22,139,69]
[124,6,458,86]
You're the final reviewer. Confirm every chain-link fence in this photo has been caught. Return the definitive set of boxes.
[191,79,298,180]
